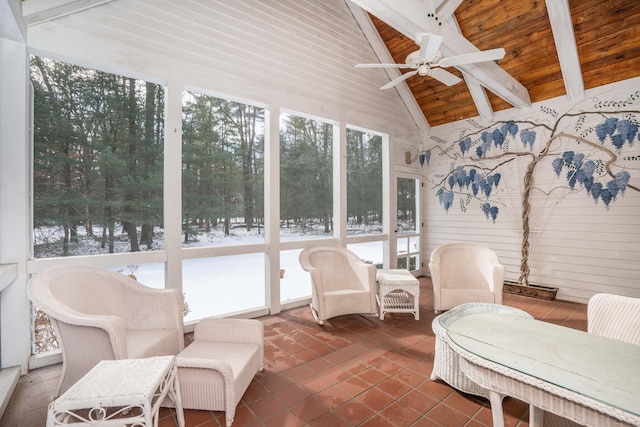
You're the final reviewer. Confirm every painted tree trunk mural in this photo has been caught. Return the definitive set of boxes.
[421,93,640,287]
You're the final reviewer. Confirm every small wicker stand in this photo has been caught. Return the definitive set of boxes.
[376,269,420,320]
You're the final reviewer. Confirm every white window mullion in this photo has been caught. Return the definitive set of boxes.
[163,82,183,291]
[265,106,281,314]
[382,135,392,267]
[335,122,347,246]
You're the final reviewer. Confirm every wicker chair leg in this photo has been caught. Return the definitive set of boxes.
[310,304,323,325]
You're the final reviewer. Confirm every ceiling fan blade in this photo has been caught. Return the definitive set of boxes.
[438,48,506,67]
[380,70,418,90]
[356,63,414,69]
[429,68,462,86]
[417,33,443,62]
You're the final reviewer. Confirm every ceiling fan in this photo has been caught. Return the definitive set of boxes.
[356,33,506,90]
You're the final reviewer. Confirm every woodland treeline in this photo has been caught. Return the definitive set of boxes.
[31,57,383,257]
[32,57,165,257]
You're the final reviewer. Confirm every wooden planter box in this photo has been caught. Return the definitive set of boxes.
[503,282,558,300]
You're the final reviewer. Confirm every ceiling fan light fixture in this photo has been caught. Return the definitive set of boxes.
[417,64,431,76]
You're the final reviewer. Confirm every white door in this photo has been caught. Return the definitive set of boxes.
[395,176,420,271]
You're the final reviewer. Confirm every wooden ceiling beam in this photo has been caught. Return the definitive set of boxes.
[348,0,434,38]
[22,0,116,26]
[0,0,25,42]
[436,0,464,22]
[439,29,531,109]
[349,0,531,110]
[445,6,495,121]
[462,72,493,121]
[347,1,431,131]
[545,0,584,101]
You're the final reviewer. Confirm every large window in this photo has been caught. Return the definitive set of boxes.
[180,92,266,320]
[346,128,383,236]
[280,114,333,241]
[181,91,265,247]
[31,56,165,258]
[347,241,383,268]
[182,255,266,321]
[29,56,392,346]
[280,248,310,303]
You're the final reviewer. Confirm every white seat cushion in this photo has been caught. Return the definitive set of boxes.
[176,341,262,410]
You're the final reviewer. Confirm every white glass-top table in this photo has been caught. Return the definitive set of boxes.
[447,313,640,427]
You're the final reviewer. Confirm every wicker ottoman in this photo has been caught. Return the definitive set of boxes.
[430,302,533,398]
[175,318,263,427]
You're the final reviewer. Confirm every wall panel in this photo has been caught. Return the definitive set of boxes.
[423,79,640,303]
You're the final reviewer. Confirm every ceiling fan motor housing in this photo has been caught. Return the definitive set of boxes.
[406,50,443,67]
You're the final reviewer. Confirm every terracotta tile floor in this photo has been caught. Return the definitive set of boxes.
[1,277,588,427]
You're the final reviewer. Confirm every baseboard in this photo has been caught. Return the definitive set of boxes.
[0,366,20,420]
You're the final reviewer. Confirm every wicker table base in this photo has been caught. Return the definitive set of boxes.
[430,303,533,399]
[46,355,184,427]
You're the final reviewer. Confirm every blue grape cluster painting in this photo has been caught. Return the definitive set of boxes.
[551,151,631,208]
[595,117,638,150]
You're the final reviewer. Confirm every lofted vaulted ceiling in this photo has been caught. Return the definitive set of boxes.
[351,0,640,128]
[13,0,640,131]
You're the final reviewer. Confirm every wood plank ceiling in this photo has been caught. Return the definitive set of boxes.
[365,0,640,127]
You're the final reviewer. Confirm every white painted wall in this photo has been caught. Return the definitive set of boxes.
[25,0,420,142]
[422,79,640,303]
[0,0,31,374]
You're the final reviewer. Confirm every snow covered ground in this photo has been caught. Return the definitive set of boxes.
[127,238,383,322]
[34,224,384,322]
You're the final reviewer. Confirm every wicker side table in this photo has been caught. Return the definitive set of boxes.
[376,269,420,320]
[47,355,184,427]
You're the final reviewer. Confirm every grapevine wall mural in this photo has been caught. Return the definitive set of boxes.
[420,90,640,287]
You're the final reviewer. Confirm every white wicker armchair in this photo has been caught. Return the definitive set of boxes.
[28,265,184,395]
[588,293,640,344]
[299,246,377,325]
[429,243,505,313]
[542,293,640,427]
